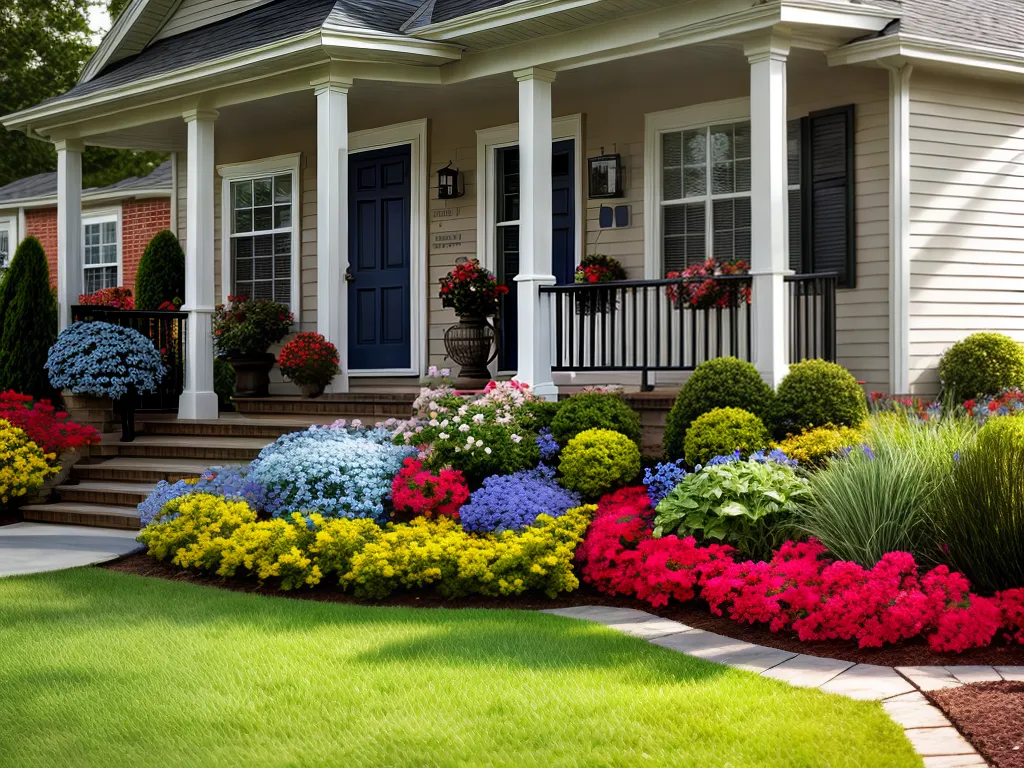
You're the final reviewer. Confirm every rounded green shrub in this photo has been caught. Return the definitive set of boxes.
[134,230,185,310]
[0,236,57,399]
[550,393,642,447]
[772,360,867,435]
[663,357,774,461]
[939,332,1024,401]
[559,428,640,499]
[684,407,770,467]
[214,358,236,410]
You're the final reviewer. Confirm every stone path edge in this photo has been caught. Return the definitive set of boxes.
[543,605,1005,768]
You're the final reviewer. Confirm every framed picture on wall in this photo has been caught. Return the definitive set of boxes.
[588,154,623,198]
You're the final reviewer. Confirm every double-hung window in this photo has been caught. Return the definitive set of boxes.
[229,172,294,306]
[82,213,119,292]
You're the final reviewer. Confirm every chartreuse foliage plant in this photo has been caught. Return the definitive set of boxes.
[549,392,642,447]
[683,407,770,467]
[0,569,920,768]
[940,332,1024,401]
[134,230,185,310]
[774,424,864,469]
[559,428,641,499]
[772,359,868,436]
[0,237,58,398]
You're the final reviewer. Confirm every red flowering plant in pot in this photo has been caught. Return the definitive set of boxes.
[665,258,752,310]
[277,333,340,398]
[439,259,508,383]
[573,254,626,315]
[212,296,293,398]
[77,286,135,310]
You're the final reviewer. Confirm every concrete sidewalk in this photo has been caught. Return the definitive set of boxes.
[0,523,142,577]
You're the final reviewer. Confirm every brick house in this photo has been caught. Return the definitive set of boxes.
[0,161,172,293]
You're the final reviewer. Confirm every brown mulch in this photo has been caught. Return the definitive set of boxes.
[928,682,1024,768]
[102,552,1024,667]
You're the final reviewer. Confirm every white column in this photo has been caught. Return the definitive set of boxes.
[178,109,220,421]
[56,139,84,331]
[888,63,913,395]
[745,35,791,388]
[513,67,557,399]
[314,75,352,393]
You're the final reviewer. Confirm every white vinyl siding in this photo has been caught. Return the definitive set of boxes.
[153,0,273,40]
[908,70,1024,395]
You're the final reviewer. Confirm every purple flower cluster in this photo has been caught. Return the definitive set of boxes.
[192,465,267,512]
[643,459,687,507]
[459,464,581,533]
[138,479,194,527]
[699,449,799,471]
[536,428,560,462]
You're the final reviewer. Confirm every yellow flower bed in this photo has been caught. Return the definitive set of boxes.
[139,492,594,598]
[0,419,57,503]
[773,424,864,469]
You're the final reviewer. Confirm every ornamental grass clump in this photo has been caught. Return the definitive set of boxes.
[940,332,1024,401]
[252,426,416,521]
[559,428,641,499]
[549,392,642,448]
[459,464,580,532]
[45,321,166,399]
[683,407,770,467]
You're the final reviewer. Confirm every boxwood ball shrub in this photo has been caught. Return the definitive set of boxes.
[559,428,641,499]
[549,392,642,448]
[684,407,769,467]
[134,230,185,311]
[663,357,774,461]
[0,236,58,399]
[940,332,1024,401]
[772,359,867,435]
[45,321,167,400]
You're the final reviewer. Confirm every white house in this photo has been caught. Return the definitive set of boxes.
[4,0,1024,418]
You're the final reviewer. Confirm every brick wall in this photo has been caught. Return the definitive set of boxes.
[21,198,171,293]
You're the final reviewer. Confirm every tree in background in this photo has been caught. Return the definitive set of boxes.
[0,237,58,398]
[134,230,185,310]
[108,0,130,19]
[0,0,167,188]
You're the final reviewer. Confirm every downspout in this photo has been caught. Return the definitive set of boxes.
[887,62,912,395]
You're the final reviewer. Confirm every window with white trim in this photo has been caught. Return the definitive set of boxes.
[230,173,293,305]
[82,214,118,292]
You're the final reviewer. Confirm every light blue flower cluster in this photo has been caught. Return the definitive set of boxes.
[251,425,416,521]
[138,479,194,527]
[192,465,267,511]
[459,464,581,533]
[643,459,687,507]
[536,428,560,462]
[46,321,167,399]
[699,449,799,470]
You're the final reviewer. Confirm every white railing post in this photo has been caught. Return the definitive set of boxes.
[178,109,220,421]
[514,67,557,400]
[745,34,791,388]
[56,139,84,331]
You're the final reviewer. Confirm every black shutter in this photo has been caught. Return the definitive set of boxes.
[804,105,855,288]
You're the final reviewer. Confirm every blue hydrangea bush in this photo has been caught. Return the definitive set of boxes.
[459,464,581,533]
[46,321,166,399]
[251,425,416,521]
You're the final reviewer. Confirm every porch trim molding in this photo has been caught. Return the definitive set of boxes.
[216,152,304,315]
[347,118,429,379]
[828,33,1024,81]
[474,114,584,279]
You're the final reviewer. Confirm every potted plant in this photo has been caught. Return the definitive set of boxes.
[77,286,135,310]
[212,296,292,398]
[666,258,752,310]
[278,333,340,398]
[439,259,507,383]
[45,321,167,441]
[573,254,626,315]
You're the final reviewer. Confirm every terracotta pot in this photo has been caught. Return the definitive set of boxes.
[298,381,325,399]
[62,392,115,433]
[220,353,275,398]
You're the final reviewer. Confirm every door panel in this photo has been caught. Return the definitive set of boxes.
[348,144,412,370]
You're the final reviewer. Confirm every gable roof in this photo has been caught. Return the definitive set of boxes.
[0,161,172,207]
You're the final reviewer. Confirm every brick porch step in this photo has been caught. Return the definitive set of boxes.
[136,418,314,440]
[56,480,156,507]
[234,394,415,421]
[97,435,271,462]
[73,457,210,484]
[20,502,141,530]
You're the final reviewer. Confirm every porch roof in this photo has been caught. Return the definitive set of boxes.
[0,161,172,207]
[873,0,1024,53]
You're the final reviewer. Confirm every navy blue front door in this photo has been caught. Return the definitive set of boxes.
[348,145,412,370]
[497,139,576,371]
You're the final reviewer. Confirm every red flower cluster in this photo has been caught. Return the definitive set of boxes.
[157,300,180,311]
[665,259,751,310]
[439,259,508,318]
[0,391,100,456]
[77,286,134,310]
[869,392,941,421]
[576,265,613,284]
[577,487,1024,653]
[277,333,340,387]
[390,457,469,519]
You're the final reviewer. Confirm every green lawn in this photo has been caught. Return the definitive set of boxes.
[0,569,920,768]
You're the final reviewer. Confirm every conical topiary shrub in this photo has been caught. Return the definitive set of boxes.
[0,237,57,398]
[134,229,185,310]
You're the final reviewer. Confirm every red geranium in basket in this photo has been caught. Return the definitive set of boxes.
[666,258,751,310]
[78,286,134,310]
[278,333,340,390]
[439,258,508,318]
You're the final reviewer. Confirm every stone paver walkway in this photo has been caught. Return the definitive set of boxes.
[545,605,1005,768]
[0,523,142,577]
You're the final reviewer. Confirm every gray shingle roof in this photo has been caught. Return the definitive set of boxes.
[887,0,1024,51]
[0,160,172,205]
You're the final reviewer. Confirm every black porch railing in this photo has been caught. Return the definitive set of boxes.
[539,273,836,386]
[70,306,189,411]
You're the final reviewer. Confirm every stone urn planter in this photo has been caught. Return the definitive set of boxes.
[298,381,325,399]
[220,353,276,398]
[63,392,115,434]
[444,315,497,386]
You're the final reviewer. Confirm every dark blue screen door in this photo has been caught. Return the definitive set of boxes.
[497,139,576,371]
[348,144,412,370]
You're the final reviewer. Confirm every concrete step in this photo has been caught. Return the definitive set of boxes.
[56,480,156,507]
[73,457,210,484]
[97,435,272,462]
[20,502,141,530]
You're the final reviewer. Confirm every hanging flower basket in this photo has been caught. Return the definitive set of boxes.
[666,258,752,311]
[574,254,626,316]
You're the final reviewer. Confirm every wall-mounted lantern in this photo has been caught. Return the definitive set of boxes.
[437,162,464,199]
[588,153,623,199]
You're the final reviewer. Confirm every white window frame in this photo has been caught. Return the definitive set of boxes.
[644,98,752,279]
[81,208,122,291]
[217,153,301,312]
[0,215,16,272]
